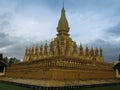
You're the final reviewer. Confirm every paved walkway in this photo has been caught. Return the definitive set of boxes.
[0,77,120,87]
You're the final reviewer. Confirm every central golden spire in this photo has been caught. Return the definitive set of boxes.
[57,5,70,36]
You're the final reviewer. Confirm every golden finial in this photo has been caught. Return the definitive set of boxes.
[62,1,64,9]
[62,1,65,12]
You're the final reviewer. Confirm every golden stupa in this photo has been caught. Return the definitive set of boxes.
[5,6,115,80]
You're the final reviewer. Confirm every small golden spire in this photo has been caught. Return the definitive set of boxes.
[79,43,83,56]
[28,48,31,55]
[35,44,38,55]
[40,42,43,56]
[90,47,94,56]
[85,44,89,56]
[31,46,34,55]
[50,42,53,50]
[72,42,78,56]
[100,47,103,56]
[95,47,98,56]
[44,41,48,56]
[25,47,28,55]
[49,41,54,56]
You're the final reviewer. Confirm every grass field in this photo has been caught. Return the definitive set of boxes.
[75,85,120,90]
[0,82,33,90]
[1,82,120,90]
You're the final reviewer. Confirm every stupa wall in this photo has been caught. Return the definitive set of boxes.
[51,68,115,80]
[5,58,116,80]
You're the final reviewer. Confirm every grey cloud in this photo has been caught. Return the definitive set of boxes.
[0,12,12,32]
[4,43,26,59]
[0,12,11,19]
[0,12,14,48]
[0,32,6,38]
[61,0,120,13]
[0,11,26,59]
[4,40,44,59]
[89,39,120,62]
[0,11,43,59]
[106,22,120,37]
[0,33,13,48]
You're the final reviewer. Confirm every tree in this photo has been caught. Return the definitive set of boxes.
[3,57,21,66]
[8,58,15,66]
[3,57,9,64]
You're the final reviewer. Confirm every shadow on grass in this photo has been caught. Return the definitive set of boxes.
[74,85,120,90]
[0,82,33,90]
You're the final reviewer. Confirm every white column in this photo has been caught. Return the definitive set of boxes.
[116,69,120,78]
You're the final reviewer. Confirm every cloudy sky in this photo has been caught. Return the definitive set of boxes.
[0,0,120,62]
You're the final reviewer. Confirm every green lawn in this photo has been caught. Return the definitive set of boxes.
[0,82,33,90]
[1,82,120,90]
[74,85,120,90]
